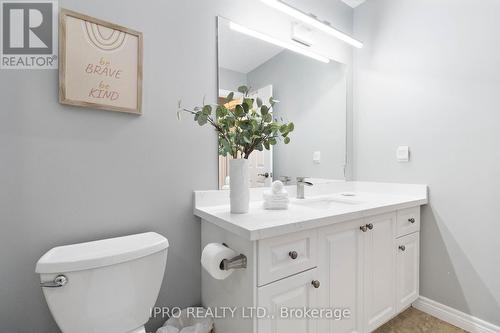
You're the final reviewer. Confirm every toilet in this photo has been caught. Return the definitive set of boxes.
[35,232,169,333]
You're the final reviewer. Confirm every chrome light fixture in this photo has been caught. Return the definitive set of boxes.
[260,0,364,48]
[229,22,330,63]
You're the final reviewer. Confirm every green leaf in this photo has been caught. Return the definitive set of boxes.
[264,141,270,150]
[238,85,249,94]
[263,113,272,123]
[260,105,269,116]
[288,122,295,131]
[284,137,291,144]
[234,105,245,117]
[269,138,277,145]
[242,101,249,113]
[197,114,208,126]
[216,106,224,118]
[244,98,254,110]
[202,105,212,116]
[243,135,252,144]
[221,138,231,153]
[256,97,263,107]
[226,92,234,102]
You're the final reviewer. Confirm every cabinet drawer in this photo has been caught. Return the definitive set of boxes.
[396,207,420,237]
[258,230,317,286]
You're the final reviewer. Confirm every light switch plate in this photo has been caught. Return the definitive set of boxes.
[313,151,321,164]
[397,146,410,162]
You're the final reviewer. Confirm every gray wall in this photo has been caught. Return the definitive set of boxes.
[353,0,500,325]
[0,0,353,332]
[247,50,347,180]
[219,67,247,92]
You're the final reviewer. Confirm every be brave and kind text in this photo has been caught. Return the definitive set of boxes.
[85,58,122,101]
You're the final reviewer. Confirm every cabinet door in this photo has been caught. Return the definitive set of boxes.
[258,268,318,333]
[363,213,397,332]
[318,221,363,333]
[396,232,420,312]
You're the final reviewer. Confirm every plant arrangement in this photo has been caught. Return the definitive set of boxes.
[177,85,294,159]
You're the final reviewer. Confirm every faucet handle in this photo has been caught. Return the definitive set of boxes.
[280,176,292,185]
[297,177,313,186]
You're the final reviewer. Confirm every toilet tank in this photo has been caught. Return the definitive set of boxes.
[35,232,169,333]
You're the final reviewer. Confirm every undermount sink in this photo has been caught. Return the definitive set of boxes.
[292,195,363,210]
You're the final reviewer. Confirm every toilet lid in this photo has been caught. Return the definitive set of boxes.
[36,232,169,274]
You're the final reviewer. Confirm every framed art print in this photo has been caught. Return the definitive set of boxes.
[59,9,143,114]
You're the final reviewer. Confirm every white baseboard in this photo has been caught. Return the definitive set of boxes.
[413,296,500,333]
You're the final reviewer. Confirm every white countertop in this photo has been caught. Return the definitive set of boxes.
[194,181,428,241]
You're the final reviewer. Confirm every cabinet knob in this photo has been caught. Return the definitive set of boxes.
[399,245,406,251]
[366,223,374,230]
[289,251,298,260]
[311,280,321,289]
[408,218,416,224]
[360,225,368,232]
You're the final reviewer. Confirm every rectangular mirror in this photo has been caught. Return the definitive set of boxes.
[217,17,347,189]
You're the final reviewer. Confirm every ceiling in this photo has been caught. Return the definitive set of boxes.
[218,21,284,74]
[341,0,367,8]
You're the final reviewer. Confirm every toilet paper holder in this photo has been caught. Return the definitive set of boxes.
[220,243,247,270]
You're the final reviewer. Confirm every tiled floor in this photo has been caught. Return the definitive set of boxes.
[375,307,468,333]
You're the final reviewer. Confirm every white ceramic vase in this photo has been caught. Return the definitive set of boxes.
[229,159,249,214]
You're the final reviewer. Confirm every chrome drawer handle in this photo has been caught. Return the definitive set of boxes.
[360,225,368,232]
[289,251,298,260]
[312,280,321,289]
[366,223,374,230]
[40,275,68,288]
[399,245,406,251]
[408,218,416,224]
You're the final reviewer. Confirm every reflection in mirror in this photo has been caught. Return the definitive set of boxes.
[217,17,347,189]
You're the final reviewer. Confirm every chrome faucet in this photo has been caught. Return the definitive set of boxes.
[296,177,313,199]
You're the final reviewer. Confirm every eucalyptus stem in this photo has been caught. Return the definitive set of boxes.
[177,86,294,160]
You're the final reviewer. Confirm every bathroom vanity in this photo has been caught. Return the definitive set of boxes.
[194,181,427,333]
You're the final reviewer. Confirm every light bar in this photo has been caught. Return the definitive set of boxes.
[229,22,330,64]
[260,0,364,49]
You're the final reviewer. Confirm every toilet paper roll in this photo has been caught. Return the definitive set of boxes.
[201,243,237,280]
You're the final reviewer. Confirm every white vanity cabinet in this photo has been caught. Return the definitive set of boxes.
[200,208,421,333]
[196,183,427,333]
[395,208,420,313]
[258,210,419,333]
[363,213,397,332]
[317,219,364,333]
[316,210,420,333]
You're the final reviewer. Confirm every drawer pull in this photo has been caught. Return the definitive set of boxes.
[408,218,416,224]
[399,245,406,251]
[360,225,368,232]
[289,251,298,260]
[366,223,374,230]
[311,280,321,289]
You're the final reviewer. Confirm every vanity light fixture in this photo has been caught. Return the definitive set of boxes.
[229,22,330,63]
[260,0,364,49]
